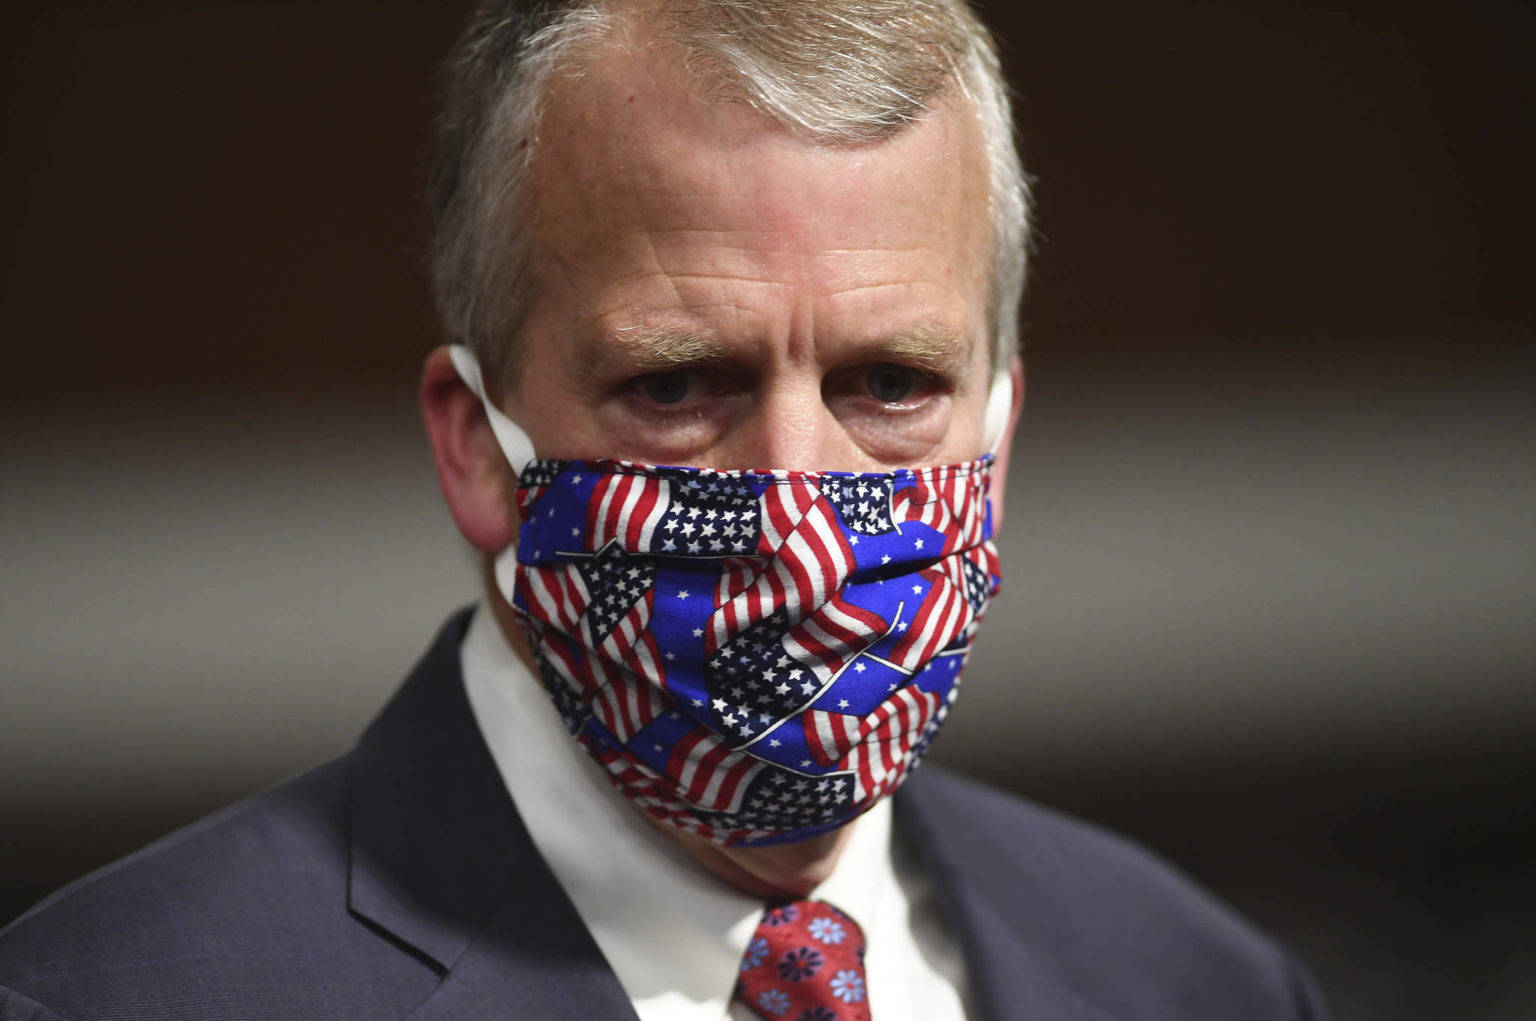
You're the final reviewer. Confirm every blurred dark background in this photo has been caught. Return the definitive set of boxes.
[3,2,1533,1017]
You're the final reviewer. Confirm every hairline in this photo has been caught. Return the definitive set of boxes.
[436,1,1028,393]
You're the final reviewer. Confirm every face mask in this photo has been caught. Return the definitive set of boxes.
[451,345,1005,846]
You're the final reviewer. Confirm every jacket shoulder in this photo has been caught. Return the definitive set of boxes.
[0,758,435,1020]
[0,985,68,1020]
[900,766,1330,1019]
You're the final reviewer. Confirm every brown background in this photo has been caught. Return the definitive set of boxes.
[4,1,1533,395]
[3,2,1534,1018]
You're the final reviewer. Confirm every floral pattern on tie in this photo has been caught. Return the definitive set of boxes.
[734,900,870,1021]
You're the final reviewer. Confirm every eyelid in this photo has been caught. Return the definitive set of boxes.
[618,364,703,398]
[631,358,749,386]
[624,365,744,411]
[847,325,973,380]
[827,361,952,395]
[886,355,960,380]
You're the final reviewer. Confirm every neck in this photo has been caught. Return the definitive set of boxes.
[483,559,857,900]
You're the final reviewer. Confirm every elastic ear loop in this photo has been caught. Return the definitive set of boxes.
[448,344,534,602]
[448,345,536,477]
[981,369,1013,454]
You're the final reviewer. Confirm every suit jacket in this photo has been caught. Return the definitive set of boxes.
[0,609,1329,1019]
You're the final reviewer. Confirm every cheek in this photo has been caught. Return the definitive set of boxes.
[831,397,955,467]
[596,400,740,464]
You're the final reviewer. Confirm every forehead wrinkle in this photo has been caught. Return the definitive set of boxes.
[599,269,789,291]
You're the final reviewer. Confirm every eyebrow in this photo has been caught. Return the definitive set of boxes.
[574,326,734,386]
[873,323,974,380]
[574,320,974,383]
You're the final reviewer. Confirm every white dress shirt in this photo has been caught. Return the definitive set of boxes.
[460,604,970,1020]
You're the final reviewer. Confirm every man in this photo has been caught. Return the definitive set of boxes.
[0,1,1329,1018]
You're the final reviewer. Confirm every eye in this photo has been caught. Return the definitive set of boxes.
[636,370,693,405]
[864,363,928,404]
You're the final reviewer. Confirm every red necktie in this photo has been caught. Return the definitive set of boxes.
[734,900,871,1020]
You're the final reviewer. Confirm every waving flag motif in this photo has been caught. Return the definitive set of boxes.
[509,456,1001,846]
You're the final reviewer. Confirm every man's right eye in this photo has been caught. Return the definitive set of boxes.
[635,370,692,405]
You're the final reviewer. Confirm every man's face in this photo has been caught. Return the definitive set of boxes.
[505,40,999,476]
[418,37,1014,889]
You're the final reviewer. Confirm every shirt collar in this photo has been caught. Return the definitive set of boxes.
[459,603,897,1020]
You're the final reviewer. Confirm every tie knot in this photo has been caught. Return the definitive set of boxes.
[735,899,870,1020]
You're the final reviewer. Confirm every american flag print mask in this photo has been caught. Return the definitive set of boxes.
[503,455,1002,847]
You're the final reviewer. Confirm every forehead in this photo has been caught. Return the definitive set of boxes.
[523,33,993,345]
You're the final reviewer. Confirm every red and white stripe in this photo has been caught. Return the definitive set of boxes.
[802,707,862,766]
[598,745,768,844]
[593,746,709,834]
[842,685,942,802]
[708,491,858,661]
[593,586,666,739]
[886,562,974,673]
[588,581,664,681]
[516,562,591,635]
[782,593,888,690]
[519,564,666,743]
[713,556,760,609]
[892,464,989,554]
[756,477,819,555]
[527,622,664,745]
[587,648,666,744]
[585,471,671,551]
[528,623,591,696]
[663,725,766,814]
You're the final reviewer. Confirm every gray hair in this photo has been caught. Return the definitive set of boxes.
[428,0,1029,389]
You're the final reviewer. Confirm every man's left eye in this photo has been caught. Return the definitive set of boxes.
[636,370,693,405]
[864,364,929,404]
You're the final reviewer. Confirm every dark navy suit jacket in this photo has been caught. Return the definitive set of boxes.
[1,610,1329,1019]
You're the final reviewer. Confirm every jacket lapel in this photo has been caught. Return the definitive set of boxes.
[895,772,1117,1021]
[347,609,638,1019]
[348,611,1111,1019]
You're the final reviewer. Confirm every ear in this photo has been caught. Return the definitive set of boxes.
[420,345,518,552]
[987,355,1025,531]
